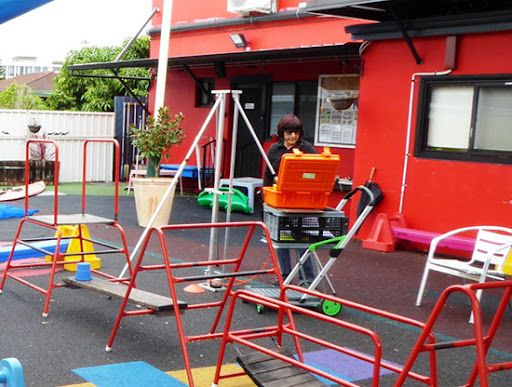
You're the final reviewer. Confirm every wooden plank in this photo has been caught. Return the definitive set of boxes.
[237,348,328,387]
[29,213,115,225]
[63,276,187,312]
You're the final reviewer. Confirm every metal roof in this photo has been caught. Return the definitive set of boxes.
[302,0,512,22]
[67,44,361,72]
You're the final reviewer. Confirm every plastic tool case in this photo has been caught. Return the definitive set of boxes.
[263,147,340,209]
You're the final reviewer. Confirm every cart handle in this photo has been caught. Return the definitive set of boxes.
[308,235,347,252]
[336,185,375,211]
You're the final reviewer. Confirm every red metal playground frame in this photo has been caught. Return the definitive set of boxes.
[213,280,512,387]
[102,221,512,386]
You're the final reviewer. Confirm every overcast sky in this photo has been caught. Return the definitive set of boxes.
[0,0,154,61]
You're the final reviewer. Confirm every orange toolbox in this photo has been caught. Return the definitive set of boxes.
[263,147,340,209]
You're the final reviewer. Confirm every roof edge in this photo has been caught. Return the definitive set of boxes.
[68,44,361,72]
[346,9,512,40]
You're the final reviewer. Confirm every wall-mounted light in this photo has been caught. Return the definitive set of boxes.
[229,33,249,49]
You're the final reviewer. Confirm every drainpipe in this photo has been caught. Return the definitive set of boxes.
[398,69,452,213]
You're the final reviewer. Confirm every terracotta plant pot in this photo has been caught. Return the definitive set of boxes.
[132,177,176,227]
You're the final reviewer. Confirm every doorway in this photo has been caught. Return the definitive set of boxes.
[232,76,270,178]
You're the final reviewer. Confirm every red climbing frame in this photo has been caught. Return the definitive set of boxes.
[0,138,132,317]
[213,280,512,386]
[106,221,289,387]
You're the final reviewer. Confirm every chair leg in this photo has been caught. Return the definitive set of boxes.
[416,263,431,306]
[469,287,484,324]
[126,172,134,194]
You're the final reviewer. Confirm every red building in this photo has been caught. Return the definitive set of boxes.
[71,0,512,238]
[322,1,512,237]
[145,0,362,206]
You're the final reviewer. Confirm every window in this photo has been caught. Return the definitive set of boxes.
[416,75,512,164]
[314,75,359,148]
[196,78,215,107]
[270,81,317,142]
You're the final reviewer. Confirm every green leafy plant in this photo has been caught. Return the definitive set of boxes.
[0,82,47,110]
[46,36,150,112]
[130,106,185,177]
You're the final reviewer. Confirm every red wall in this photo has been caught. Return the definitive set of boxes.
[155,60,357,205]
[147,0,366,211]
[353,31,512,236]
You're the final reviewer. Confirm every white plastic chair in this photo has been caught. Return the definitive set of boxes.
[416,226,512,321]
[195,135,214,191]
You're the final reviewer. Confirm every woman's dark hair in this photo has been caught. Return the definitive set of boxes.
[277,114,304,140]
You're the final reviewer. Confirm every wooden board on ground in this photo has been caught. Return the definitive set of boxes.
[236,347,328,387]
[63,276,187,312]
[0,181,46,202]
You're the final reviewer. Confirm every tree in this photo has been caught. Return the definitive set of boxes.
[46,36,150,112]
[0,82,47,110]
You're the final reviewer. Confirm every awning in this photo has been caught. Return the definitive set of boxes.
[67,44,361,73]
[302,0,512,21]
[0,0,54,25]
[303,0,512,65]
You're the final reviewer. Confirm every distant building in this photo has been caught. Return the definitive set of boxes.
[0,56,62,79]
[0,70,58,98]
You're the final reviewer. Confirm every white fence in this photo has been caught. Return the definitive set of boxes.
[0,109,115,182]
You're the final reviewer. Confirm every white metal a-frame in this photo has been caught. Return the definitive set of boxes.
[119,90,276,281]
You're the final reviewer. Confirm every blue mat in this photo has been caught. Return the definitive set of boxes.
[0,204,38,219]
[0,240,70,263]
[73,361,186,387]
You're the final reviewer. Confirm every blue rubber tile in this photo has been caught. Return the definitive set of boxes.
[73,361,186,387]
[299,349,397,385]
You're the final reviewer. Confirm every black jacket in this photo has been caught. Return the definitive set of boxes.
[263,139,317,187]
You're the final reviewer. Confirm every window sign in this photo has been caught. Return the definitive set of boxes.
[315,75,359,148]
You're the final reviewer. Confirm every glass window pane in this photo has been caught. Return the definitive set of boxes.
[426,86,473,150]
[296,82,318,142]
[270,83,295,136]
[475,87,512,152]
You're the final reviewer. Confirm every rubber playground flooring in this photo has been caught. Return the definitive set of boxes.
[1,191,512,386]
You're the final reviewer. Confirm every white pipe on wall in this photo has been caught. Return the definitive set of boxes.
[154,0,173,113]
[398,69,452,213]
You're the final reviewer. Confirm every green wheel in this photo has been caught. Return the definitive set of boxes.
[320,299,342,316]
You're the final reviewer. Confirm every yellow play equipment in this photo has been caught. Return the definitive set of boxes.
[45,225,101,271]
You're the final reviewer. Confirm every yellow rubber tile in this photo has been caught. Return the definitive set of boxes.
[168,363,256,386]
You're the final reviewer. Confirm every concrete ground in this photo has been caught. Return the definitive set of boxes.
[0,189,511,386]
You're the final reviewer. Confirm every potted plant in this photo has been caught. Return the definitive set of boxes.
[130,106,185,227]
[130,106,185,177]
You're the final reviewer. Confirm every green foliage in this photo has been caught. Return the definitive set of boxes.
[46,36,150,112]
[130,107,185,176]
[0,82,48,110]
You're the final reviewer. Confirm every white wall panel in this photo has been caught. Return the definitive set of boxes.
[0,109,115,182]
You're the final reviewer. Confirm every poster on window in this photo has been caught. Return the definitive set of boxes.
[315,75,359,148]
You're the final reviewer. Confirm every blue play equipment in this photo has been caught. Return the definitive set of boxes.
[197,187,252,214]
[0,240,70,263]
[0,358,26,387]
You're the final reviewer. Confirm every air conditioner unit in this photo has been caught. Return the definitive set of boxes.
[227,0,277,16]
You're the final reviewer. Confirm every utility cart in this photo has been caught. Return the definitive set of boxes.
[246,185,377,316]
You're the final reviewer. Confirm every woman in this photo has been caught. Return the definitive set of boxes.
[263,114,316,285]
